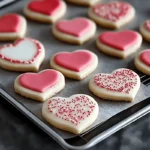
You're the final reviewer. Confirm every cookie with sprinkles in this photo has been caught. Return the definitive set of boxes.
[89,68,140,102]
[88,1,135,29]
[140,20,150,42]
[42,94,99,134]
[0,38,45,72]
[135,50,150,75]
[96,30,142,59]
[65,0,99,6]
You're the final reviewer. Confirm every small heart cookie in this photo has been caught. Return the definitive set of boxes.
[0,13,27,41]
[14,69,65,102]
[0,38,45,72]
[65,0,99,6]
[89,68,140,102]
[140,20,150,43]
[50,50,98,80]
[52,17,96,44]
[135,50,150,75]
[88,1,135,29]
[42,94,99,134]
[96,30,142,58]
[24,0,66,23]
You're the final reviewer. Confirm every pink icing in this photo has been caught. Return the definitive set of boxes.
[0,14,22,32]
[0,38,42,64]
[54,50,93,72]
[19,70,60,93]
[93,2,131,22]
[94,69,138,94]
[28,0,62,15]
[140,50,150,66]
[99,30,139,51]
[56,18,92,37]
[144,20,150,32]
[48,95,96,125]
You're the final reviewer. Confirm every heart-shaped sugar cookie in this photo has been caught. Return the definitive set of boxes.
[89,68,140,101]
[14,69,65,102]
[0,38,45,72]
[140,50,150,66]
[50,50,98,80]
[42,94,99,134]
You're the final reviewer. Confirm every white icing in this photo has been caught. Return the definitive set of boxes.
[0,39,37,61]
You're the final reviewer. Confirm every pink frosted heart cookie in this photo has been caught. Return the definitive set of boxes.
[89,68,140,102]
[0,13,27,41]
[135,50,150,75]
[0,38,45,72]
[52,17,96,44]
[96,30,142,58]
[24,0,66,23]
[14,69,65,102]
[65,0,99,6]
[88,1,135,29]
[50,50,98,80]
[140,20,150,42]
[42,94,99,134]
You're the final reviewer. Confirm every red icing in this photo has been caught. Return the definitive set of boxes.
[93,2,131,22]
[19,70,60,93]
[0,14,22,32]
[144,20,150,32]
[0,38,42,64]
[28,0,62,15]
[54,50,93,72]
[94,69,138,94]
[140,50,150,67]
[48,95,96,125]
[56,18,92,37]
[99,31,139,50]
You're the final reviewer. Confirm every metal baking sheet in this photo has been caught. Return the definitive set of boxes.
[0,0,150,140]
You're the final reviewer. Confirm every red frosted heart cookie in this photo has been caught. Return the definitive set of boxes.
[0,38,45,72]
[14,69,65,102]
[50,50,98,80]
[24,0,66,23]
[135,50,150,75]
[89,68,140,101]
[42,94,99,134]
[0,13,27,41]
[52,17,96,44]
[88,1,135,29]
[96,30,142,58]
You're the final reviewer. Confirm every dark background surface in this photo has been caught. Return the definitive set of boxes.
[0,97,149,150]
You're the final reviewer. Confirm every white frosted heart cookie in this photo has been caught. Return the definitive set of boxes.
[89,68,140,102]
[140,20,150,42]
[0,13,27,41]
[42,94,99,134]
[52,17,96,44]
[88,1,135,29]
[24,0,66,23]
[50,50,98,80]
[135,50,150,75]
[0,38,45,72]
[14,69,65,102]
[96,30,142,58]
[65,0,99,6]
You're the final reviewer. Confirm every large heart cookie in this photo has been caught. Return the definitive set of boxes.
[50,50,98,80]
[89,68,140,101]
[135,50,150,75]
[42,94,99,134]
[0,13,27,41]
[88,1,135,29]
[24,0,66,23]
[14,69,65,102]
[0,38,45,72]
[96,30,142,58]
[52,17,96,44]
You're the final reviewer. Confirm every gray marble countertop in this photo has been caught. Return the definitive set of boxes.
[0,97,149,150]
